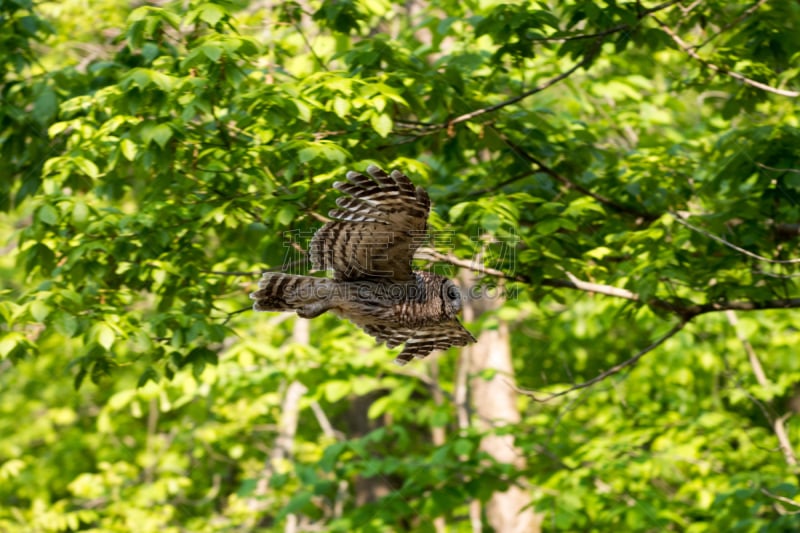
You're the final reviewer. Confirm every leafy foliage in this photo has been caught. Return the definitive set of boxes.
[2,0,800,530]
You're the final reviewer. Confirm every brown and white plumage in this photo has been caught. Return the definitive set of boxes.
[310,165,430,281]
[251,165,475,365]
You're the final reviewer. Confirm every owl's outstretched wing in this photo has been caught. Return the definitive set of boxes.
[310,165,430,282]
[362,320,476,366]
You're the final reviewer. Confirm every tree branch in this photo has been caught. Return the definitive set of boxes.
[655,17,800,98]
[293,22,328,72]
[221,306,252,326]
[681,298,800,319]
[692,0,769,51]
[419,248,800,320]
[546,271,640,303]
[761,487,800,514]
[393,1,683,138]
[202,269,262,276]
[417,248,527,282]
[445,55,593,128]
[495,131,658,221]
[511,321,687,402]
[725,310,768,386]
[774,414,798,467]
[726,310,798,466]
[671,212,800,264]
[463,169,538,199]
[395,45,598,136]
[756,162,800,175]
[525,0,681,42]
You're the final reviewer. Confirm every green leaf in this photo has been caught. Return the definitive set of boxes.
[199,4,226,26]
[367,395,392,419]
[72,200,89,226]
[140,122,173,148]
[33,86,58,125]
[200,43,223,62]
[137,367,160,388]
[24,242,56,274]
[128,5,157,22]
[324,380,351,403]
[29,300,50,322]
[73,157,99,179]
[297,142,348,164]
[94,323,116,350]
[73,367,88,390]
[449,202,471,221]
[0,333,24,359]
[120,138,138,161]
[333,96,350,118]
[53,312,79,337]
[319,442,348,472]
[370,113,393,138]
[37,204,59,226]
[453,438,474,456]
[279,492,313,518]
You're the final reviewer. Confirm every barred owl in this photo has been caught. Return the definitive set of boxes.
[250,165,476,365]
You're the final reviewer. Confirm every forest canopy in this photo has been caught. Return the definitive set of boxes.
[2,0,800,531]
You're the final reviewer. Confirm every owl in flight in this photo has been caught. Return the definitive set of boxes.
[250,164,476,365]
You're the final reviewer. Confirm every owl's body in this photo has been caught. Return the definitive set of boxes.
[251,165,475,365]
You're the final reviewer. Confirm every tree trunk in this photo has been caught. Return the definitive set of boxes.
[461,275,543,533]
[250,319,309,531]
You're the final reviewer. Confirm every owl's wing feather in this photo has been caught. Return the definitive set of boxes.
[310,165,430,281]
[393,320,476,366]
[360,319,474,365]
[361,323,417,349]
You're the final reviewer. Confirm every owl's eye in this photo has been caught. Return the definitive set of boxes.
[446,284,461,302]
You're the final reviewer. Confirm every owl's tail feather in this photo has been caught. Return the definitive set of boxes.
[250,273,333,319]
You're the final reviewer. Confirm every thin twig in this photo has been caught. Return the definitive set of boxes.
[756,162,800,175]
[761,487,800,510]
[655,17,800,97]
[693,0,769,51]
[725,310,768,387]
[396,46,599,136]
[496,131,657,221]
[512,321,686,401]
[679,0,704,17]
[222,306,251,326]
[641,0,684,16]
[446,55,594,128]
[394,0,681,137]
[559,271,640,302]
[773,413,798,467]
[527,24,631,43]
[294,22,328,71]
[754,269,800,279]
[463,169,538,199]
[310,401,343,439]
[417,248,526,281]
[671,212,800,264]
[727,309,799,466]
[527,0,681,42]
[686,298,800,317]
[202,269,262,276]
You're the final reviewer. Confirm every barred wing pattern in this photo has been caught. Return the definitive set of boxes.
[362,320,476,365]
[310,165,430,281]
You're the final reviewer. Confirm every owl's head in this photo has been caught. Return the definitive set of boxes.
[441,280,463,316]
